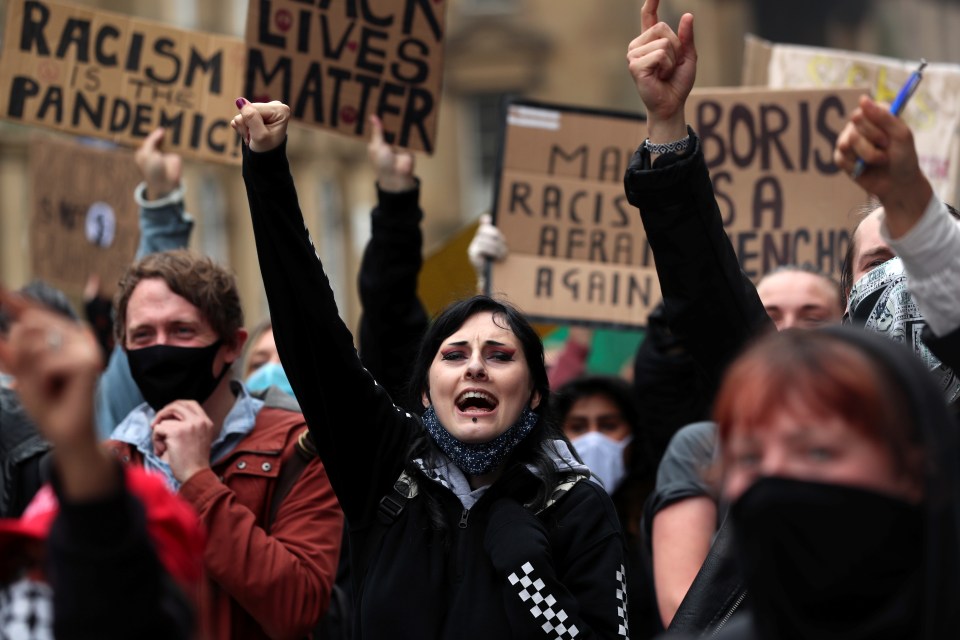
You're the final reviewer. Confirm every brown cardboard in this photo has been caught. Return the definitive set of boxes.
[489,103,654,328]
[740,37,960,206]
[740,34,772,86]
[245,0,446,153]
[686,86,866,281]
[0,0,247,164]
[489,90,867,328]
[29,136,141,297]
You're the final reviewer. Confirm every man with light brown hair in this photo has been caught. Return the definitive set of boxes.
[106,248,343,640]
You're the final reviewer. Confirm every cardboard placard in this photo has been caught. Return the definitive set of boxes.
[489,90,867,328]
[742,36,960,206]
[489,103,654,328]
[245,0,446,153]
[0,0,247,164]
[29,137,141,297]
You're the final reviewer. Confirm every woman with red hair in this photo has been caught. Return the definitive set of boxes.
[704,327,960,639]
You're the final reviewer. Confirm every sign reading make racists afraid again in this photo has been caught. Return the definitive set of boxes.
[245,0,446,153]
[489,89,866,329]
[0,0,247,164]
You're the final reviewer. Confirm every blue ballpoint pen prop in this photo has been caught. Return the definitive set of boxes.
[851,58,927,179]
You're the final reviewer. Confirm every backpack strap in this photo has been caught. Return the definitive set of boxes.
[351,470,418,586]
[266,428,317,533]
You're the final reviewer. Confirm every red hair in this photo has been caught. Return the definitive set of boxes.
[713,330,921,477]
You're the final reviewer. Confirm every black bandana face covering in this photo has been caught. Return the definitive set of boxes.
[732,477,923,640]
[421,406,539,476]
[127,340,230,411]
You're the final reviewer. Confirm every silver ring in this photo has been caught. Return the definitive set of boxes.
[46,330,63,352]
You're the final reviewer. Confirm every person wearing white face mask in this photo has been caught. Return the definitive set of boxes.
[555,375,660,639]
[556,376,645,496]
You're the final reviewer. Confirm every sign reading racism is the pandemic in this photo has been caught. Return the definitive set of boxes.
[245,0,446,153]
[0,0,247,164]
[29,137,141,297]
[488,89,867,328]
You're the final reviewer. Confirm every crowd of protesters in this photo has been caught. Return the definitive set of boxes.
[1,0,959,637]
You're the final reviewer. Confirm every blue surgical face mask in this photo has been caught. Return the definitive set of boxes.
[245,362,294,397]
[572,432,632,494]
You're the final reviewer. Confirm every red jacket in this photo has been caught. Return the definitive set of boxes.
[106,405,343,640]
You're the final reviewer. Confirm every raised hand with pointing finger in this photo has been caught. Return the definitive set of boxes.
[136,128,182,201]
[627,0,697,147]
[368,114,416,193]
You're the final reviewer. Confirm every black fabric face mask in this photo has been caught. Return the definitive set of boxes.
[731,477,923,640]
[127,340,230,411]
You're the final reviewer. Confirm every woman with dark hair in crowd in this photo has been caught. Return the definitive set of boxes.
[555,375,660,638]
[232,101,630,639]
[701,327,960,639]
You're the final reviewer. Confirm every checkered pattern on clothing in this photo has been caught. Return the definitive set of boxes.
[0,578,54,640]
[616,564,629,638]
[508,562,579,639]
[412,458,451,490]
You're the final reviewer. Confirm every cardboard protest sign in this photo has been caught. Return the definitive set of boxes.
[686,86,867,282]
[488,103,655,327]
[489,90,867,328]
[29,137,141,297]
[245,0,446,153]
[0,0,247,164]
[742,36,960,206]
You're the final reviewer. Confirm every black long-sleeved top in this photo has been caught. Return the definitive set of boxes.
[242,141,630,639]
[357,183,428,410]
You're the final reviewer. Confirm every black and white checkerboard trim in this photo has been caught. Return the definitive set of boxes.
[616,564,629,638]
[508,562,579,639]
[0,578,54,640]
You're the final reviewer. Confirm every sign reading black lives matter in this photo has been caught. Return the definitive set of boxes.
[30,137,141,298]
[0,0,247,164]
[245,0,446,153]
[489,89,867,328]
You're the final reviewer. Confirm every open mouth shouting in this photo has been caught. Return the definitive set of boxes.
[455,389,499,417]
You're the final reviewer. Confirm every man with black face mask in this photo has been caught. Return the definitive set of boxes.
[104,249,344,640]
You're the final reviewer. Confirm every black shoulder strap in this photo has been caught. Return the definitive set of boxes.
[266,428,317,533]
[353,471,417,584]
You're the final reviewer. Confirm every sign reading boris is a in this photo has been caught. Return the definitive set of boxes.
[686,86,867,282]
[489,89,867,329]
[0,0,247,164]
[245,0,446,153]
[29,137,141,298]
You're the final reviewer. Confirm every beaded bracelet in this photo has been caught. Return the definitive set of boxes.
[643,136,690,155]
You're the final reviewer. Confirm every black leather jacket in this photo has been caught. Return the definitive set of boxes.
[0,387,50,517]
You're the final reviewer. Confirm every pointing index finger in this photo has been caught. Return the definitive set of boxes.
[641,0,661,33]
[368,114,385,147]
